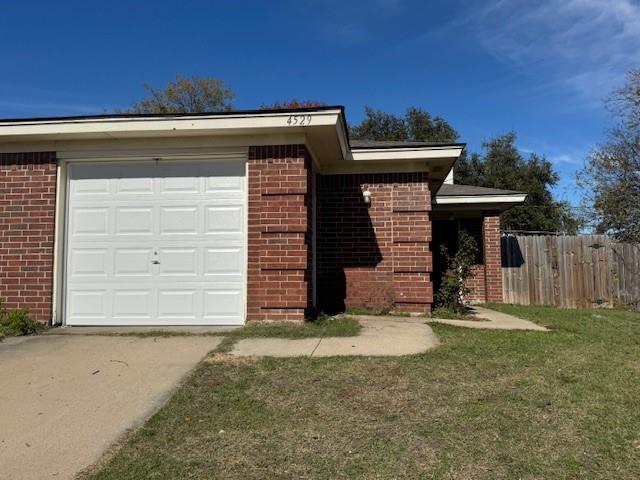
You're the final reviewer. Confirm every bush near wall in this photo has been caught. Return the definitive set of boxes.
[0,301,41,337]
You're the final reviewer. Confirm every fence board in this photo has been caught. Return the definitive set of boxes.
[502,234,640,309]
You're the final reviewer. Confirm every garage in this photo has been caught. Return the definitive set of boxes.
[64,158,247,326]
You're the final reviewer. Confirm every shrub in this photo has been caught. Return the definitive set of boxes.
[0,301,41,336]
[435,231,478,313]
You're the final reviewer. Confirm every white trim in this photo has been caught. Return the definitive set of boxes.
[244,159,250,324]
[0,134,307,154]
[51,161,66,325]
[335,123,350,160]
[302,136,323,173]
[0,110,342,139]
[58,148,248,162]
[351,146,464,161]
[434,194,527,205]
[443,169,454,185]
[61,160,72,325]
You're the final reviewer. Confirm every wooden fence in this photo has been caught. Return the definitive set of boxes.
[502,234,640,309]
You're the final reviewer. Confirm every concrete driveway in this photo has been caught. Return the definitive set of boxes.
[0,334,222,480]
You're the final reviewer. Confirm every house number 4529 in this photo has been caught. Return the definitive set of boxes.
[287,115,312,126]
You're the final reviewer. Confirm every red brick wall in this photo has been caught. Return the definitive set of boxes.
[246,145,312,322]
[0,152,57,323]
[461,214,503,303]
[483,213,502,302]
[466,265,487,303]
[317,173,432,314]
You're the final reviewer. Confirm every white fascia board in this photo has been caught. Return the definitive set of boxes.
[0,109,343,139]
[434,194,527,205]
[350,146,464,161]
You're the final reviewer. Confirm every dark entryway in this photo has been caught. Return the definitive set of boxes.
[431,218,484,295]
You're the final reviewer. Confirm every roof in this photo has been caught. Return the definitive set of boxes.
[437,184,525,197]
[350,139,466,149]
[0,109,466,154]
[0,105,347,124]
[0,107,465,181]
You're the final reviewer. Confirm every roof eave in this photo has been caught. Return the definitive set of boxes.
[434,194,527,205]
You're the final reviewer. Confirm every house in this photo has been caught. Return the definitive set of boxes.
[0,106,525,326]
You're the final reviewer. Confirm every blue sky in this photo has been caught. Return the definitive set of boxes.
[2,0,638,206]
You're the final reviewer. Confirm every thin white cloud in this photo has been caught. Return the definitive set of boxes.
[464,0,640,105]
[549,153,581,166]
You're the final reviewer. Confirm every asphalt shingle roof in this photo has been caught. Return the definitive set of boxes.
[350,139,465,149]
[437,184,525,196]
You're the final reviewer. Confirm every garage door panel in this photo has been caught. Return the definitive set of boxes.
[115,176,154,195]
[160,174,200,194]
[68,290,108,320]
[204,205,244,234]
[157,290,197,319]
[114,248,154,277]
[158,248,198,277]
[113,290,152,319]
[69,248,109,277]
[71,207,109,237]
[71,177,111,196]
[66,159,247,326]
[203,289,244,322]
[205,171,244,193]
[159,206,199,235]
[204,248,243,277]
[115,207,154,236]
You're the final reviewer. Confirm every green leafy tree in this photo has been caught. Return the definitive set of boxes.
[119,74,235,114]
[350,107,459,142]
[578,69,640,242]
[456,133,580,233]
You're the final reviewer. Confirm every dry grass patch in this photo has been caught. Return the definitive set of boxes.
[86,305,640,480]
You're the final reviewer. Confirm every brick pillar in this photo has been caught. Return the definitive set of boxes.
[246,145,312,322]
[483,213,502,302]
[0,152,57,323]
[391,179,433,313]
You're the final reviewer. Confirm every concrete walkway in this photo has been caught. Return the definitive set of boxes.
[0,335,222,480]
[429,305,549,331]
[230,315,439,357]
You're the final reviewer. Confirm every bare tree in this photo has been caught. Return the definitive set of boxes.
[260,99,327,110]
[579,69,640,241]
[120,75,235,114]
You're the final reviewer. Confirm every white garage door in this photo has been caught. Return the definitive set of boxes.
[64,159,247,326]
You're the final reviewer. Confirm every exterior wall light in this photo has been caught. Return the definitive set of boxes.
[362,188,372,205]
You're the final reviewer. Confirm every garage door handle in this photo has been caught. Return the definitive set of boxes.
[151,260,160,265]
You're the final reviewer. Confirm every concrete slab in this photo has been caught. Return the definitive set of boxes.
[429,305,549,331]
[231,337,321,357]
[45,325,239,335]
[230,316,439,358]
[313,316,439,356]
[0,335,222,480]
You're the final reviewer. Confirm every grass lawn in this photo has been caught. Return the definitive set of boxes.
[85,305,640,479]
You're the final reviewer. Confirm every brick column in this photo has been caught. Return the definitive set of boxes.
[483,213,502,302]
[0,152,57,323]
[246,145,312,322]
[391,179,433,313]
